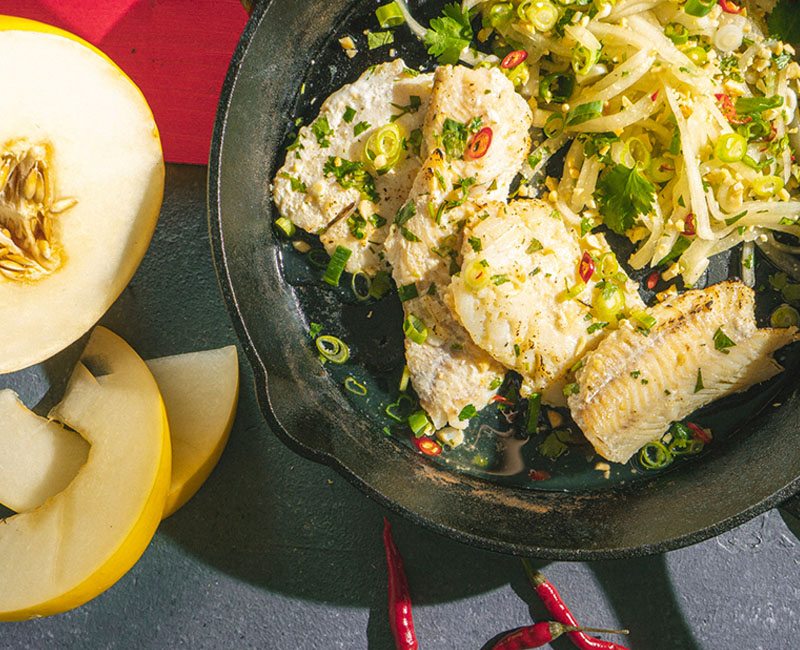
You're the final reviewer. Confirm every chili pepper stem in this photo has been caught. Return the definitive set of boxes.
[563,625,630,635]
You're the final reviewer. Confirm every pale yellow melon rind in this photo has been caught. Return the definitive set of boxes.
[0,327,171,621]
[0,24,164,374]
[146,346,239,517]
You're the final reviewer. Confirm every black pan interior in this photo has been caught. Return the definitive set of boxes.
[208,0,800,558]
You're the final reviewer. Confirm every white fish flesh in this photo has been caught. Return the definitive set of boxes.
[449,198,644,406]
[568,280,799,463]
[273,59,433,274]
[384,65,532,428]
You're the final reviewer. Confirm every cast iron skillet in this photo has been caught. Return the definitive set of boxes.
[208,0,800,559]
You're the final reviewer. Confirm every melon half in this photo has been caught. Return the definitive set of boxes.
[0,17,164,373]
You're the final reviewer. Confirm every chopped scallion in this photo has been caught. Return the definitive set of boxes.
[344,377,367,396]
[375,1,405,27]
[408,409,433,437]
[397,282,419,302]
[403,314,428,344]
[274,216,296,237]
[525,393,542,434]
[323,245,352,286]
[638,441,673,469]
[316,335,350,364]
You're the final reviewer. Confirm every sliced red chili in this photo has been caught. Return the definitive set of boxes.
[501,49,528,69]
[647,271,659,290]
[715,93,752,125]
[650,89,660,102]
[687,422,711,444]
[718,0,742,13]
[491,394,515,406]
[682,213,696,236]
[579,251,595,283]
[465,127,493,159]
[414,436,442,456]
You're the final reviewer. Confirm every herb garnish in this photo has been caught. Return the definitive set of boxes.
[424,3,473,65]
[594,163,656,235]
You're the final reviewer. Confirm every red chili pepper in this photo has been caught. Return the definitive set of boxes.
[647,271,660,290]
[714,93,752,125]
[501,50,528,69]
[383,519,419,650]
[528,469,551,481]
[465,127,493,159]
[413,436,442,456]
[522,563,631,650]
[681,213,696,236]
[492,394,515,406]
[579,251,595,283]
[718,0,742,13]
[492,622,627,650]
[650,89,659,102]
[687,422,711,444]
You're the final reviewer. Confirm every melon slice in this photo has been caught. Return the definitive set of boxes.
[0,390,89,513]
[0,326,170,621]
[0,345,239,519]
[0,17,164,373]
[146,346,239,517]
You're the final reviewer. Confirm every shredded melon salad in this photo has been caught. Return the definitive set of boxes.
[392,0,800,286]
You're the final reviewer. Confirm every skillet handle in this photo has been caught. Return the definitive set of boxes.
[781,493,800,520]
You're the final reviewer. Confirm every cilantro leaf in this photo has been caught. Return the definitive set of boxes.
[767,0,800,45]
[424,3,473,65]
[538,432,568,460]
[323,157,379,202]
[594,163,656,235]
[311,116,333,148]
[367,30,394,49]
[458,403,478,420]
[438,117,469,159]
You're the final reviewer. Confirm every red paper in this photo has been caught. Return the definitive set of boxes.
[1,0,249,164]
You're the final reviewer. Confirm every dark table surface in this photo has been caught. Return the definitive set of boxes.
[3,163,800,650]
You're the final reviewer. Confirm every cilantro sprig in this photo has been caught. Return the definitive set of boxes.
[593,163,656,235]
[424,3,473,65]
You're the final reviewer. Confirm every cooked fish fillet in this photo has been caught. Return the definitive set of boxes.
[384,65,532,429]
[388,155,508,430]
[568,280,799,463]
[449,199,644,406]
[272,59,433,274]
[420,65,532,199]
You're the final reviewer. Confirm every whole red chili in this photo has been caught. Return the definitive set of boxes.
[718,0,742,13]
[522,561,631,650]
[383,518,418,650]
[501,50,528,69]
[682,213,696,236]
[465,127,493,159]
[492,622,628,650]
[579,252,595,283]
